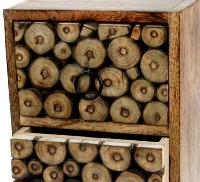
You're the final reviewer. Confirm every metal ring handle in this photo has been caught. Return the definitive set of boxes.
[74,69,103,100]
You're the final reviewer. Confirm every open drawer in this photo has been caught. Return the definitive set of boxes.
[11,127,169,182]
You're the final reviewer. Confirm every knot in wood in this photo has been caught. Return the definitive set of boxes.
[85,50,95,61]
[153,112,161,122]
[162,88,168,96]
[31,163,38,171]
[40,68,49,80]
[47,145,57,155]
[104,78,112,87]
[112,152,123,162]
[12,166,20,174]
[54,103,62,112]
[67,165,74,173]
[61,48,67,54]
[92,173,99,180]
[109,27,117,35]
[15,142,23,151]
[24,99,32,107]
[147,153,155,162]
[50,171,58,179]
[150,61,158,70]
[141,87,147,94]
[151,30,158,38]
[120,108,130,118]
[79,143,87,151]
[63,26,70,34]
[119,47,128,56]
[35,35,44,44]
[86,105,95,114]
[16,53,23,61]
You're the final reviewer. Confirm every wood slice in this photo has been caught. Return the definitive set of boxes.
[100,145,131,171]
[44,91,72,119]
[63,159,80,177]
[126,67,139,80]
[116,171,145,182]
[19,89,42,116]
[130,24,142,41]
[156,84,168,103]
[108,37,141,69]
[53,41,72,61]
[29,57,59,88]
[80,23,98,38]
[147,174,162,182]
[96,67,128,97]
[28,159,43,176]
[43,166,64,182]
[14,22,29,42]
[78,95,109,121]
[25,22,55,54]
[110,96,141,124]
[98,24,130,40]
[142,25,167,47]
[15,45,31,68]
[17,69,27,89]
[143,101,168,125]
[60,64,90,94]
[12,159,28,180]
[140,49,168,83]
[74,38,106,69]
[57,23,80,43]
[130,79,155,103]
[11,139,33,159]
[82,162,112,182]
[35,140,67,165]
[68,142,98,163]
[134,148,162,172]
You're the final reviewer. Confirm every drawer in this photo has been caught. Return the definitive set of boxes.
[11,127,169,182]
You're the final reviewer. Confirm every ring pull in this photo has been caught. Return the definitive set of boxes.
[74,69,103,100]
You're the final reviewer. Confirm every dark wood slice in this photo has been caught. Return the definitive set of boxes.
[15,45,31,68]
[63,159,80,177]
[28,159,44,176]
[43,166,64,182]
[17,69,27,89]
[80,22,98,38]
[116,171,145,182]
[12,159,28,180]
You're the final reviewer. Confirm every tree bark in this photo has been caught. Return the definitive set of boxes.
[110,96,141,124]
[141,25,167,47]
[116,171,145,182]
[19,89,42,116]
[126,67,139,80]
[17,69,26,89]
[130,24,142,40]
[100,145,131,171]
[98,24,130,40]
[27,159,43,176]
[78,94,109,121]
[156,84,168,103]
[82,162,112,182]
[96,67,128,97]
[134,147,162,172]
[73,38,106,69]
[108,37,141,69]
[25,22,55,54]
[140,49,168,83]
[14,22,29,42]
[147,174,162,182]
[43,166,64,182]
[60,64,90,94]
[29,57,59,88]
[130,79,155,103]
[143,101,168,125]
[63,159,80,177]
[12,159,28,180]
[80,23,98,38]
[44,91,72,119]
[15,45,31,68]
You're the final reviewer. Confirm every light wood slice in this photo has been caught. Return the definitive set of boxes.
[126,67,139,80]
[134,147,162,173]
[110,96,141,124]
[28,159,44,175]
[80,22,98,38]
[15,45,30,68]
[108,37,141,69]
[68,142,98,163]
[43,166,64,182]
[44,91,72,119]
[140,49,168,83]
[143,101,168,125]
[14,22,29,42]
[57,23,80,43]
[156,84,168,103]
[82,162,112,182]
[78,94,109,121]
[12,159,28,180]
[98,24,130,40]
[25,22,55,54]
[130,24,142,40]
[100,145,131,171]
[29,57,59,88]
[116,171,145,182]
[17,69,26,89]
[74,38,106,69]
[96,67,128,97]
[19,89,42,116]
[142,25,167,47]
[53,41,72,61]
[147,174,162,182]
[63,159,80,177]
[35,141,67,165]
[11,139,33,159]
[130,79,155,103]
[60,64,90,94]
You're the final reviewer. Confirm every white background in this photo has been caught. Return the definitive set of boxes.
[0,0,24,181]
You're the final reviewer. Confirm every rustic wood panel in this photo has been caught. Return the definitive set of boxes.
[9,0,196,12]
[20,116,169,136]
[180,1,200,181]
